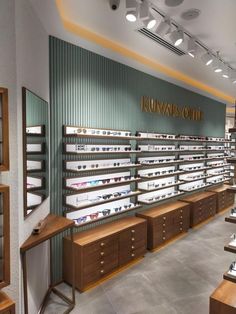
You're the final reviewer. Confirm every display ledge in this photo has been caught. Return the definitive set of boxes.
[179,183,212,193]
[183,166,212,173]
[63,133,138,140]
[139,192,184,205]
[140,157,226,168]
[65,163,141,173]
[64,190,141,213]
[225,216,236,224]
[64,150,139,155]
[136,137,232,144]
[208,164,230,169]
[229,127,236,133]
[64,177,141,192]
[140,170,185,181]
[210,171,231,177]
[139,181,183,193]
[223,271,236,284]
[70,204,142,227]
[227,158,236,163]
[182,175,212,182]
[139,149,226,154]
[224,244,236,254]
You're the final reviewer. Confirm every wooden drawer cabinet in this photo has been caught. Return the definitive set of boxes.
[63,216,147,291]
[136,201,190,250]
[210,280,236,314]
[181,191,216,227]
[208,185,234,212]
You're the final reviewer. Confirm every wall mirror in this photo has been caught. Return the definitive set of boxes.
[0,88,9,171]
[22,87,49,217]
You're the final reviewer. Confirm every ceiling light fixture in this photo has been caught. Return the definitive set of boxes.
[213,52,223,73]
[126,0,138,22]
[143,13,157,29]
[139,0,149,20]
[169,29,184,47]
[201,52,213,66]
[155,18,171,36]
[187,38,197,58]
[222,66,229,79]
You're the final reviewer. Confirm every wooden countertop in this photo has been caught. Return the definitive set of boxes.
[211,280,236,308]
[136,201,189,219]
[180,191,216,203]
[208,184,230,193]
[21,214,74,252]
[66,216,146,246]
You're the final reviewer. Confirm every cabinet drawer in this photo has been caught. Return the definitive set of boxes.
[83,253,118,275]
[83,241,118,263]
[153,212,174,226]
[119,244,146,265]
[83,235,118,257]
[119,223,146,244]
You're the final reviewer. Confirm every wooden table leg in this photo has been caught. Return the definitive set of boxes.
[70,227,75,305]
[21,251,28,314]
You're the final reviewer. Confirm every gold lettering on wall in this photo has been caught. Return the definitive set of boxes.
[141,96,203,121]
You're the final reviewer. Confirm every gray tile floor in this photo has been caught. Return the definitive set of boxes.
[45,211,236,314]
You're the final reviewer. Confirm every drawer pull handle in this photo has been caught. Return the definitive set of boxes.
[163,224,166,227]
[100,243,105,247]
[100,270,104,274]
[131,253,135,257]
[163,237,166,240]
[132,245,135,249]
[180,228,183,231]
[131,238,135,241]
[100,252,104,256]
[163,217,166,220]
[163,230,165,233]
[100,261,104,265]
[131,229,135,233]
[180,216,183,219]
[180,222,183,225]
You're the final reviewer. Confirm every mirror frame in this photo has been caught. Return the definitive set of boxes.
[0,88,9,171]
[0,185,10,289]
[22,87,49,218]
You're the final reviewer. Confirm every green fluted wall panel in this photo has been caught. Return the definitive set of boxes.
[49,36,226,281]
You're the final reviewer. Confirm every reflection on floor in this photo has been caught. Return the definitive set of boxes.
[45,210,235,314]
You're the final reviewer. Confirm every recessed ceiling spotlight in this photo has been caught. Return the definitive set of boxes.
[222,66,229,78]
[126,0,138,22]
[143,14,157,30]
[169,29,184,47]
[201,52,213,66]
[165,0,184,7]
[214,63,223,73]
[213,52,223,73]
[187,38,197,58]
[155,18,171,36]
[181,9,201,21]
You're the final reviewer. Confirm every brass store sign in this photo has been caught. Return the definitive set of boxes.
[141,96,203,121]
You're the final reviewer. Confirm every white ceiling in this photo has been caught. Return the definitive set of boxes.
[29,0,236,106]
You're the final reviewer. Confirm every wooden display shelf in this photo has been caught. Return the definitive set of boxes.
[229,128,236,133]
[210,279,236,314]
[20,214,75,314]
[225,216,236,224]
[179,183,212,193]
[64,163,141,173]
[140,170,185,181]
[140,181,183,193]
[64,150,139,155]
[0,291,15,313]
[223,271,236,284]
[224,244,236,254]
[64,190,141,212]
[64,177,141,192]
[139,192,184,205]
[226,186,236,193]
[182,175,212,183]
[227,158,236,163]
[71,204,142,227]
[20,214,74,252]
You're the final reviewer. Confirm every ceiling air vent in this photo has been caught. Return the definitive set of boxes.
[138,28,186,56]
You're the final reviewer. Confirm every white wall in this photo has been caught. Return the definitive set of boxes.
[0,0,50,312]
[0,0,19,311]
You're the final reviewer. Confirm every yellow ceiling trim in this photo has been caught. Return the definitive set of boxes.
[56,0,235,105]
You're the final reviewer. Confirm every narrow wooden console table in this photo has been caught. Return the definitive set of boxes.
[20,214,75,314]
